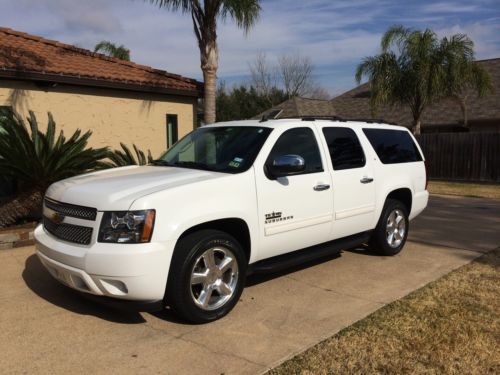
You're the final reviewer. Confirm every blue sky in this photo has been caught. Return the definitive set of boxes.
[1,0,499,96]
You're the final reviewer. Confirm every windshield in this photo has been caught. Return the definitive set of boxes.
[154,126,272,173]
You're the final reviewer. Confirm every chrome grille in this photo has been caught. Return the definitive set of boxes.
[44,198,97,221]
[43,217,93,245]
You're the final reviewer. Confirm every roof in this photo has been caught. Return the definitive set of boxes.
[207,118,408,132]
[0,27,202,97]
[253,97,336,120]
[331,58,500,129]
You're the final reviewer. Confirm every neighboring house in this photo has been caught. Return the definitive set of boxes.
[258,58,500,133]
[0,27,202,156]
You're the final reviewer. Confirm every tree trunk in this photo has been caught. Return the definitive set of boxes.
[0,189,43,228]
[413,118,421,135]
[203,69,217,124]
[457,96,468,128]
[201,40,218,125]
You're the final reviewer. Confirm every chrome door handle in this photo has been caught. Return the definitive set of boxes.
[360,177,374,184]
[314,184,330,191]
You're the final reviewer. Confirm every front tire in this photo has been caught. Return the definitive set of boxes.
[166,229,247,323]
[370,199,409,256]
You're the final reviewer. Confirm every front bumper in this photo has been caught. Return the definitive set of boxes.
[34,224,175,302]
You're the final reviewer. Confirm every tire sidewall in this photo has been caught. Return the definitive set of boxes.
[374,200,409,256]
[167,230,247,323]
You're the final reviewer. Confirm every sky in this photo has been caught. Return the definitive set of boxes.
[1,0,499,96]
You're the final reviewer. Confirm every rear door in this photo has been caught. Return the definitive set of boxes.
[319,126,376,239]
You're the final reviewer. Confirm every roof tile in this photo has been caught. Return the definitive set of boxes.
[0,27,201,94]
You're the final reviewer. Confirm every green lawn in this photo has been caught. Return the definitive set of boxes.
[428,181,500,199]
[269,248,500,374]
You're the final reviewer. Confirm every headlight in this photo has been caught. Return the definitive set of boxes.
[98,210,155,243]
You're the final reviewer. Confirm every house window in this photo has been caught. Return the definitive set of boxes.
[166,114,178,148]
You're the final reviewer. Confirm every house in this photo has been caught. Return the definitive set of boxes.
[258,58,500,133]
[0,27,202,156]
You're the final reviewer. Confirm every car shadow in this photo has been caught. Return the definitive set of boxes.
[245,251,343,287]
[22,254,147,324]
[344,243,382,256]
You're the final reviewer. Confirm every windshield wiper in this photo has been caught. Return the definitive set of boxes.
[171,161,213,171]
[150,160,213,171]
[150,160,174,166]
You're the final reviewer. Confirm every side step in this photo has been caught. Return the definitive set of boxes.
[248,231,371,274]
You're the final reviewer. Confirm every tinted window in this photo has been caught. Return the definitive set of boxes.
[159,126,272,173]
[363,129,423,164]
[267,127,323,174]
[322,127,366,170]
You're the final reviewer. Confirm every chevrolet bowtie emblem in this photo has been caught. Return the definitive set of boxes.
[51,212,65,224]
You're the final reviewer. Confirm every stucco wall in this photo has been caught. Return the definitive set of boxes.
[0,79,197,157]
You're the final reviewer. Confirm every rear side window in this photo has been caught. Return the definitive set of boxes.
[267,127,323,174]
[363,129,423,164]
[322,127,366,170]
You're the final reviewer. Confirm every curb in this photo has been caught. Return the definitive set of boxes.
[0,223,37,249]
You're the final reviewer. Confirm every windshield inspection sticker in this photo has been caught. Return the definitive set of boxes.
[228,161,240,168]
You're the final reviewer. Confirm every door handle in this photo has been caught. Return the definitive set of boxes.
[360,177,374,184]
[314,184,330,191]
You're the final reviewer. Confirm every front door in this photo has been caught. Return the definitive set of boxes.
[255,126,333,260]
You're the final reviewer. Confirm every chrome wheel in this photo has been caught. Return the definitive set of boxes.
[190,247,239,311]
[386,209,406,248]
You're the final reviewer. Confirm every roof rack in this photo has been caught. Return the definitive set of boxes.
[344,118,398,125]
[300,116,345,122]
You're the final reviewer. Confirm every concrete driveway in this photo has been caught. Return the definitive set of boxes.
[1,195,499,374]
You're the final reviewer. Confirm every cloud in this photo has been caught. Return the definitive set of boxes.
[0,0,498,95]
[420,2,480,14]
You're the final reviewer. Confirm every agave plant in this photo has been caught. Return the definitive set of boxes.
[0,111,109,228]
[107,143,154,167]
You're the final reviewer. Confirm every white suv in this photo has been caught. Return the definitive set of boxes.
[35,118,428,323]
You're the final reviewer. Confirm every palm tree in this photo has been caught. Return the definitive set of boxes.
[147,0,261,124]
[0,112,109,228]
[356,25,492,134]
[107,143,154,167]
[94,41,131,61]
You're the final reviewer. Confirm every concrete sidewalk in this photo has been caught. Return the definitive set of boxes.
[1,195,499,374]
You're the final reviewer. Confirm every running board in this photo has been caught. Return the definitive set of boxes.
[248,231,371,274]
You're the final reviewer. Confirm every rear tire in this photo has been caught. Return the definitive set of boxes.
[370,199,409,256]
[166,229,247,323]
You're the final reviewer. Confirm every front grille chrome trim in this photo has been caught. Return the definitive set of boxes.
[44,198,97,221]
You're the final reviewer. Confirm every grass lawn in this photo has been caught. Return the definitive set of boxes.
[428,181,500,199]
[269,248,500,375]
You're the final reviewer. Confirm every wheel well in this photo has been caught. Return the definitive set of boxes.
[179,218,251,260]
[386,188,412,213]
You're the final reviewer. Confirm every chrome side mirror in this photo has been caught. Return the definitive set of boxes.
[267,154,305,178]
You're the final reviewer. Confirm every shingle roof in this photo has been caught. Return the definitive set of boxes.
[330,58,500,128]
[0,27,202,96]
[253,96,336,119]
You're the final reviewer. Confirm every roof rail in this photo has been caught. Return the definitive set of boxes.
[344,118,398,125]
[300,116,345,122]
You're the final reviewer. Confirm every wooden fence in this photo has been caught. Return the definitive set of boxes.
[416,132,500,183]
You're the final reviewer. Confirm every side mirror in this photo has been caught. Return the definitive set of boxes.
[267,154,305,178]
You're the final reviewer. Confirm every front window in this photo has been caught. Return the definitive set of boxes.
[154,126,272,173]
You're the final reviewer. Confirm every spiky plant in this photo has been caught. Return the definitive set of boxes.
[0,112,109,228]
[107,143,154,166]
[356,25,492,134]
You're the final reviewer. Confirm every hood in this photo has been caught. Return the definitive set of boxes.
[45,165,225,210]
